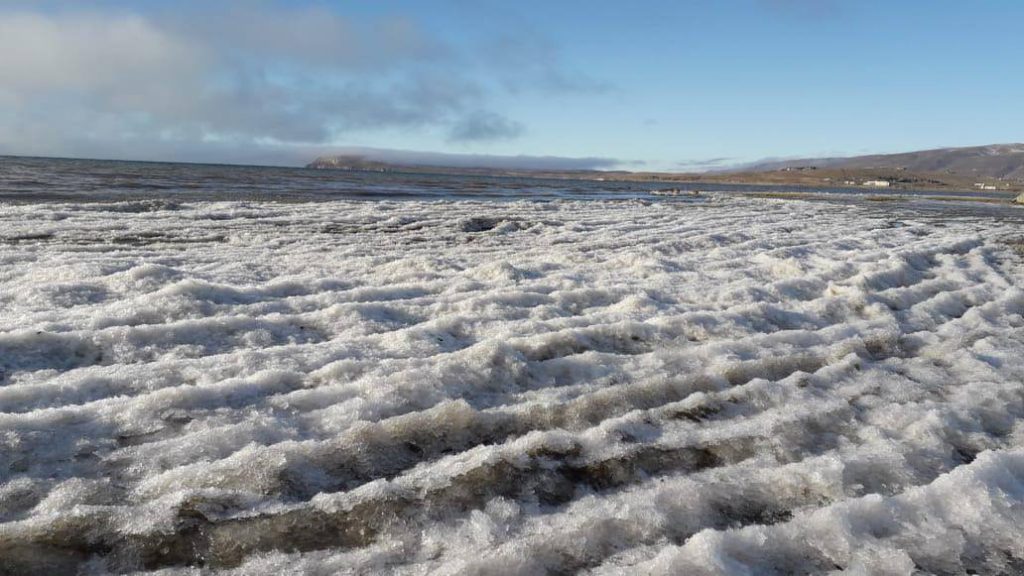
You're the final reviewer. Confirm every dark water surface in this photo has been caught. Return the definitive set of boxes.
[0,155,1018,205]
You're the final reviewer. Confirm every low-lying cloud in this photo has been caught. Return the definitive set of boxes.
[319,147,622,171]
[674,156,739,172]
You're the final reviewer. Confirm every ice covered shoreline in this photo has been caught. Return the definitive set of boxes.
[1,196,1023,574]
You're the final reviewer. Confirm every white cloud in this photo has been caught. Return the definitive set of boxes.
[448,111,525,142]
[0,12,206,107]
[0,5,597,162]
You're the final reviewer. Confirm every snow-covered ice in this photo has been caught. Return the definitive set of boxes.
[1,196,1023,575]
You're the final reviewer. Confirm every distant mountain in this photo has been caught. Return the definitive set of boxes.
[307,155,403,172]
[743,144,1024,180]
[306,144,1024,193]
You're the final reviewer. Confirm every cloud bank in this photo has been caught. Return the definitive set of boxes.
[317,147,621,171]
[674,156,738,171]
[0,5,606,165]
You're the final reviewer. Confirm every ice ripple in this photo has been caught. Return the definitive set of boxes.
[1,198,1023,575]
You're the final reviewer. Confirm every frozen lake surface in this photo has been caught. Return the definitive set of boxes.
[1,188,1024,574]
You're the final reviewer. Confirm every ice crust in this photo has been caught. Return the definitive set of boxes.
[0,197,1023,574]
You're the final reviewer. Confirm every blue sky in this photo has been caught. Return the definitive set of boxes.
[0,1,1022,169]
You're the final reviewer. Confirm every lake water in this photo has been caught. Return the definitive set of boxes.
[1,155,1016,204]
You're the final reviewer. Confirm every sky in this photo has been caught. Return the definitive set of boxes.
[0,0,1022,171]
